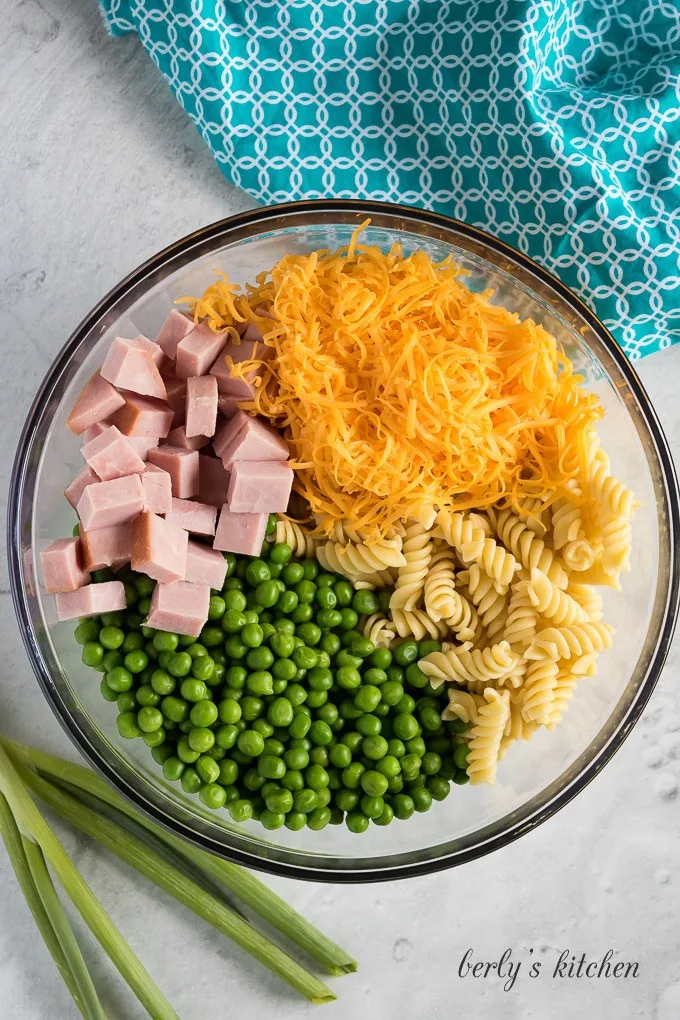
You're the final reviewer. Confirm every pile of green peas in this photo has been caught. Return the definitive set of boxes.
[78,516,470,833]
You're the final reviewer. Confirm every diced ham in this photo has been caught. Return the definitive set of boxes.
[145,580,210,638]
[175,323,228,379]
[113,393,174,438]
[198,454,230,507]
[165,375,187,427]
[82,421,110,444]
[55,581,126,621]
[80,523,132,571]
[213,410,288,468]
[147,446,199,499]
[141,463,172,514]
[166,425,210,451]
[185,540,228,589]
[165,497,217,536]
[77,474,145,530]
[100,336,167,400]
[131,512,188,583]
[132,334,167,370]
[185,375,218,438]
[126,435,160,459]
[41,538,89,594]
[217,394,239,419]
[81,425,145,481]
[155,309,195,359]
[65,465,99,510]
[213,505,268,556]
[67,372,126,435]
[227,460,293,514]
[210,338,274,400]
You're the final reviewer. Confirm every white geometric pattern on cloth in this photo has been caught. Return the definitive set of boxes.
[100,0,680,360]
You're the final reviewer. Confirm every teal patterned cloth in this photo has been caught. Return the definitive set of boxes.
[100,0,680,359]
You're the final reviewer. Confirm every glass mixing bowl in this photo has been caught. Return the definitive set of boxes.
[8,201,680,882]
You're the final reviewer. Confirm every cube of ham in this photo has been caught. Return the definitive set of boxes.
[213,505,268,556]
[82,421,110,444]
[141,463,172,514]
[81,425,146,481]
[131,512,188,583]
[65,465,99,510]
[41,538,89,594]
[210,337,274,400]
[166,425,210,451]
[126,435,160,459]
[213,411,288,468]
[175,323,228,379]
[113,394,174,439]
[198,454,230,507]
[155,309,195,359]
[113,393,174,438]
[55,581,126,621]
[145,580,210,638]
[185,375,218,438]
[185,540,228,589]
[164,375,187,427]
[217,394,239,420]
[165,497,217,536]
[80,523,132,571]
[132,334,167,370]
[100,337,167,400]
[77,474,145,530]
[147,446,199,499]
[67,372,126,435]
[227,460,293,514]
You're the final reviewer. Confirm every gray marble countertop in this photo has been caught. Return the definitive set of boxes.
[2,3,679,1018]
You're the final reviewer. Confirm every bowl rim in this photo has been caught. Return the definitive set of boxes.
[8,198,680,882]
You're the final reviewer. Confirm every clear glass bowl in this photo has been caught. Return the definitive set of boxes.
[8,201,680,881]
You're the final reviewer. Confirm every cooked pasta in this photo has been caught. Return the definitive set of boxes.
[317,535,405,579]
[435,510,486,562]
[494,509,569,589]
[525,621,614,661]
[389,522,432,611]
[457,564,508,633]
[420,642,520,689]
[441,689,482,725]
[423,548,458,622]
[444,589,482,644]
[466,689,511,785]
[274,519,319,559]
[526,568,589,626]
[391,607,448,641]
[362,613,396,648]
[566,582,603,621]
[521,658,559,724]
[502,581,538,649]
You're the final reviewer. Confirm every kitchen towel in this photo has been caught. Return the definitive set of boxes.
[100,0,680,359]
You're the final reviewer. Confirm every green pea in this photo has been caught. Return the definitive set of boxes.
[191,756,218,785]
[386,665,405,684]
[395,693,415,714]
[137,707,163,733]
[191,656,215,682]
[356,714,381,737]
[180,679,208,703]
[261,697,290,729]
[393,713,419,741]
[101,650,124,673]
[304,764,329,791]
[162,756,185,782]
[360,794,384,819]
[148,669,173,697]
[428,776,451,801]
[241,767,263,792]
[406,735,427,758]
[188,727,215,753]
[224,666,246,690]
[339,699,362,721]
[309,720,333,746]
[346,811,369,833]
[106,666,133,693]
[419,706,442,732]
[269,541,292,565]
[290,604,313,624]
[75,619,100,645]
[237,730,265,757]
[285,811,306,831]
[306,689,327,709]
[102,609,125,628]
[342,731,363,754]
[334,789,358,813]
[258,755,286,780]
[180,766,202,794]
[393,641,419,666]
[329,743,352,769]
[453,742,470,770]
[411,786,433,813]
[199,784,227,810]
[335,608,357,631]
[99,625,125,651]
[355,685,382,713]
[116,712,141,739]
[269,631,295,659]
[334,665,360,691]
[362,735,389,761]
[151,744,173,765]
[240,623,263,649]
[224,636,248,660]
[281,769,304,792]
[373,802,394,826]
[222,588,247,612]
[161,696,189,723]
[369,646,392,669]
[373,702,390,718]
[387,774,404,794]
[82,642,104,669]
[244,558,270,587]
[316,609,343,629]
[226,798,252,822]
[252,580,278,608]
[418,640,442,658]
[100,679,118,703]
[309,746,329,767]
[240,696,264,721]
[341,762,365,789]
[375,754,401,778]
[219,610,245,635]
[350,590,378,616]
[298,559,316,580]
[305,806,330,830]
[258,732,280,751]
[421,751,442,775]
[401,753,422,781]
[215,698,239,726]
[189,701,218,728]
[314,586,336,612]
[265,787,293,814]
[289,713,311,740]
[166,652,191,678]
[291,646,317,671]
[271,658,296,682]
[293,789,318,814]
[316,703,339,727]
[292,579,315,606]
[215,724,239,750]
[246,670,273,696]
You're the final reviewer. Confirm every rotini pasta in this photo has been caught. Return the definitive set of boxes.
[274,519,319,559]
[317,535,405,579]
[362,613,396,648]
[566,582,603,621]
[420,642,520,689]
[525,621,614,661]
[457,564,508,633]
[466,689,510,785]
[494,509,569,589]
[391,607,448,641]
[521,658,559,724]
[435,510,486,562]
[390,522,432,611]
[526,568,589,626]
[502,580,537,649]
[423,548,458,623]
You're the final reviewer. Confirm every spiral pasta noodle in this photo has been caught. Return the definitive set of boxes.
[420,642,520,689]
[494,510,569,589]
[502,580,537,649]
[423,548,458,622]
[457,564,508,633]
[525,621,614,661]
[362,613,396,648]
[466,689,510,785]
[390,522,433,611]
[435,510,486,562]
[521,658,559,724]
[391,607,448,641]
[526,568,589,626]
[274,519,319,559]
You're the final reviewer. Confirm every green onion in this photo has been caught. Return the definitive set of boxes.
[0,793,95,1020]
[16,761,335,1004]
[0,742,177,1020]
[3,738,357,976]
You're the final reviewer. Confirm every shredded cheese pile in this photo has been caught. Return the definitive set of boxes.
[187,225,603,540]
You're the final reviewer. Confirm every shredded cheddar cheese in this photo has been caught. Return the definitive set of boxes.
[186,223,603,540]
